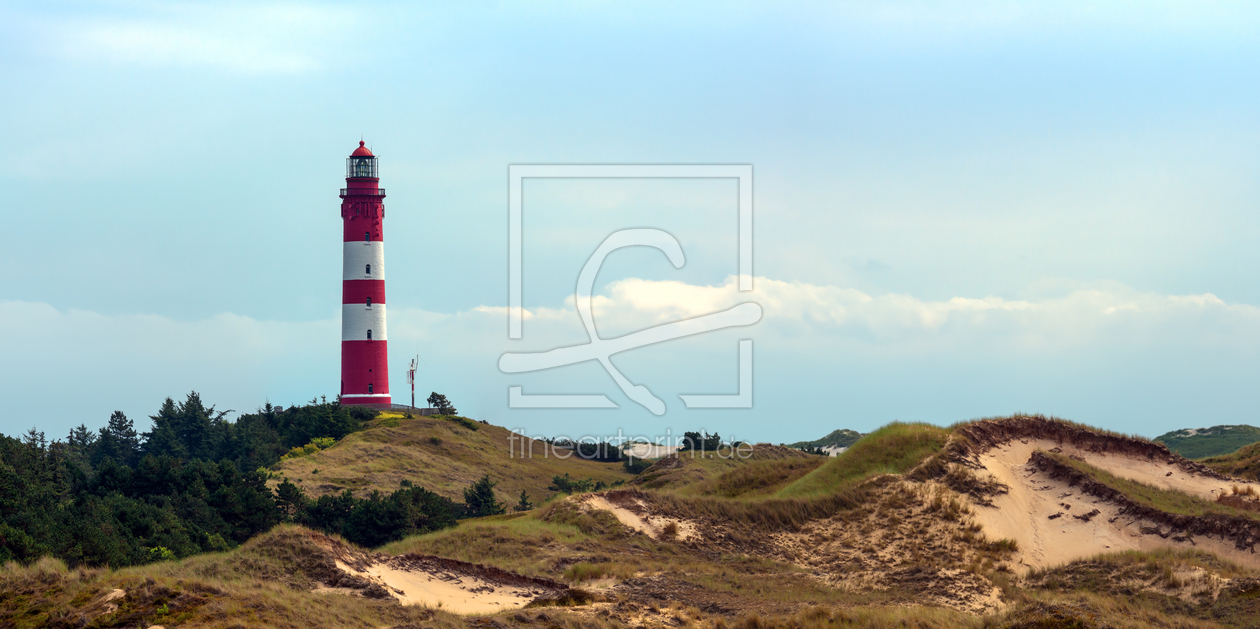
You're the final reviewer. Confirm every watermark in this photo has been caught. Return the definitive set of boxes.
[506,428,756,461]
[501,165,760,415]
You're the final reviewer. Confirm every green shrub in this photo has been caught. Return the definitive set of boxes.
[148,546,176,562]
[280,436,339,461]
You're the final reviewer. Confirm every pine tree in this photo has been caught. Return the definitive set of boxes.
[274,479,306,520]
[514,490,532,512]
[144,397,187,459]
[426,392,457,415]
[463,474,504,517]
[94,411,141,467]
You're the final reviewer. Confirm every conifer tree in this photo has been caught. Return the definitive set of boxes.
[463,474,504,517]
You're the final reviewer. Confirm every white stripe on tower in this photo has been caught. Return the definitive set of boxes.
[341,305,388,341]
[342,242,386,280]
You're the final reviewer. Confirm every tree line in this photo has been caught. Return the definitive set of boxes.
[0,393,458,567]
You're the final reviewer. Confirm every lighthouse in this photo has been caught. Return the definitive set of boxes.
[339,141,390,407]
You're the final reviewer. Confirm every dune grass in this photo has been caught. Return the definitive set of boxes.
[950,413,1153,442]
[634,445,815,494]
[0,525,464,629]
[774,423,950,499]
[679,458,826,499]
[1029,547,1253,584]
[1202,441,1260,481]
[268,413,633,503]
[378,512,609,577]
[1047,452,1260,523]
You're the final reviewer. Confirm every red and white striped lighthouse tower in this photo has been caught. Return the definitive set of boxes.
[339,141,390,407]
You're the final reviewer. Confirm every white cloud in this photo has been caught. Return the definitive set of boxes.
[515,276,1260,349]
[4,277,1257,439]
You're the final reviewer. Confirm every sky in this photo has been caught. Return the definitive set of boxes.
[1,1,1258,444]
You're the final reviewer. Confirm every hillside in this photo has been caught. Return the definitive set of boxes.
[786,428,863,450]
[268,412,635,504]
[1155,424,1260,459]
[631,444,822,498]
[11,412,1260,628]
[1202,441,1260,481]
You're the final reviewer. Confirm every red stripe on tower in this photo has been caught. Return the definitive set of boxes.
[339,141,390,407]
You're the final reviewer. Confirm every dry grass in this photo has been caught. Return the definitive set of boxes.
[563,561,637,583]
[378,512,605,577]
[0,525,465,629]
[682,458,826,499]
[268,414,633,503]
[951,413,1153,443]
[635,445,816,494]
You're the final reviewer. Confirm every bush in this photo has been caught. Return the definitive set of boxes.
[624,457,654,474]
[148,546,176,562]
[463,474,506,518]
[548,473,607,494]
[298,482,457,547]
[678,431,723,452]
[280,436,338,461]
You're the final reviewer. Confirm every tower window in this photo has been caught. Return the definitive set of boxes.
[367,329,372,340]
[365,264,371,275]
[366,296,372,307]
[368,383,373,393]
[365,232,370,242]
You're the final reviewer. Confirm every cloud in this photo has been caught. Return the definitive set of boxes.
[44,3,354,73]
[511,276,1260,351]
[4,276,1257,439]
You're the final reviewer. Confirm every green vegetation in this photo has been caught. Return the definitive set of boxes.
[426,391,457,414]
[1047,451,1260,522]
[1203,441,1260,481]
[0,393,457,568]
[439,414,479,431]
[623,455,655,474]
[775,422,950,499]
[679,431,725,452]
[463,474,506,517]
[293,480,456,547]
[280,436,337,461]
[514,489,533,512]
[547,473,623,494]
[9,411,1260,629]
[1154,425,1260,459]
[787,428,864,450]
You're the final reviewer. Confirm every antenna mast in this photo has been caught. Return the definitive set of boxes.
[407,355,418,409]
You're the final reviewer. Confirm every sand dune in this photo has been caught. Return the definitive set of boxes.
[972,438,1260,573]
[581,493,699,541]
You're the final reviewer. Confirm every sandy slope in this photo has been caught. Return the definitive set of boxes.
[972,439,1260,573]
[580,494,698,541]
[323,557,559,614]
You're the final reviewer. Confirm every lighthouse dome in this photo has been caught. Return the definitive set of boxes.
[347,141,379,178]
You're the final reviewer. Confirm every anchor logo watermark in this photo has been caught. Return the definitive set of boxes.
[501,165,759,415]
